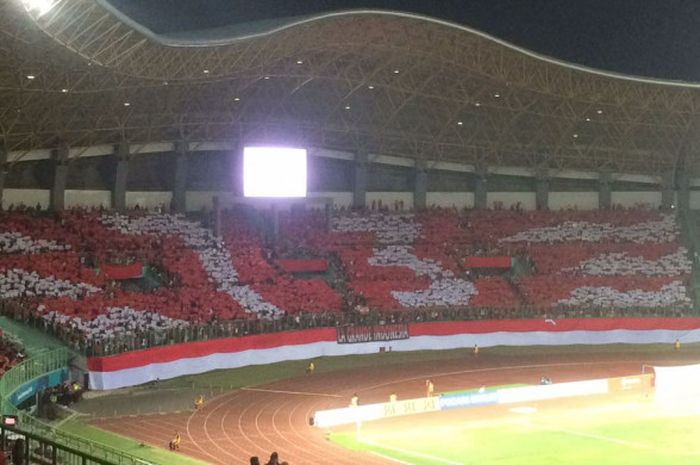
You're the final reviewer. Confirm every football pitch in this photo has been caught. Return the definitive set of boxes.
[330,396,700,465]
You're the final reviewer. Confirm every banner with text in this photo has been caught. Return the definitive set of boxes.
[336,324,410,344]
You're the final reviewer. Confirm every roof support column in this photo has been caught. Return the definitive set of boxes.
[535,167,549,211]
[474,163,488,209]
[112,142,129,212]
[353,148,368,209]
[661,170,675,210]
[677,170,689,213]
[173,141,188,212]
[0,144,6,211]
[50,146,69,212]
[414,160,427,210]
[598,170,612,210]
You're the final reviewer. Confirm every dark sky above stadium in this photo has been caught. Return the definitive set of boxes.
[109,0,700,82]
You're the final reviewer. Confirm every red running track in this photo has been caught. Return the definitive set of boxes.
[93,349,700,465]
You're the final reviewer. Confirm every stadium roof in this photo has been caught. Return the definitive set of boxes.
[2,0,700,176]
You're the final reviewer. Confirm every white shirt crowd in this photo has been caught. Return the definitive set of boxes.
[333,213,477,307]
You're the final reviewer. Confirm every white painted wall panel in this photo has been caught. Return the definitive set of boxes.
[548,192,599,210]
[185,191,235,211]
[487,192,536,210]
[426,192,474,209]
[366,192,414,210]
[125,191,173,210]
[307,192,354,208]
[2,189,50,209]
[689,191,700,210]
[611,191,661,208]
[65,190,111,209]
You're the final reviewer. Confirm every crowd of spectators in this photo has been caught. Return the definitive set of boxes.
[0,331,23,377]
[0,206,694,355]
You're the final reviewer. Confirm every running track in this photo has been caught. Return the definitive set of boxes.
[93,349,699,465]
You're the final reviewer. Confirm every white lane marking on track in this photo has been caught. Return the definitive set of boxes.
[241,387,343,397]
[361,437,464,465]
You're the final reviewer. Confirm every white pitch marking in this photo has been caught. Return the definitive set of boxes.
[361,438,464,465]
[240,387,342,398]
[539,425,656,450]
[369,451,411,465]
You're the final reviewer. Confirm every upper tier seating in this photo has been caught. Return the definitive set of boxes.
[0,207,692,347]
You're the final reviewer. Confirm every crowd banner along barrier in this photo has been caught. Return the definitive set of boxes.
[89,318,700,390]
[336,323,410,344]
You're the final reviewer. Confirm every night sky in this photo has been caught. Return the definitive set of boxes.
[109,0,700,81]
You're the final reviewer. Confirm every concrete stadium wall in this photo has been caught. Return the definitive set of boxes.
[0,188,676,212]
[2,145,680,212]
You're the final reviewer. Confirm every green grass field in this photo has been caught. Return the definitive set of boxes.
[331,400,700,465]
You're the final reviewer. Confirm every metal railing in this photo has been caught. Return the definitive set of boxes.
[0,349,153,465]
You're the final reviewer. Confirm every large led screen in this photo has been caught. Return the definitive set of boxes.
[243,146,307,198]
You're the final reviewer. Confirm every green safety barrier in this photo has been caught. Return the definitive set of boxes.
[0,349,153,465]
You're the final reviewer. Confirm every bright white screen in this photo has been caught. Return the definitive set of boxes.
[243,147,307,198]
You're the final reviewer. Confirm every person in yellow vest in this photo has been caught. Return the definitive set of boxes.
[194,394,205,410]
[675,339,681,351]
[169,432,181,450]
[350,393,359,407]
[389,392,397,403]
[426,379,434,397]
[306,361,315,375]
[473,344,480,357]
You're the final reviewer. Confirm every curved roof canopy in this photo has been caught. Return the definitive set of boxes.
[2,0,700,175]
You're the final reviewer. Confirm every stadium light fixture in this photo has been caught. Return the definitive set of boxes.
[22,0,55,17]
